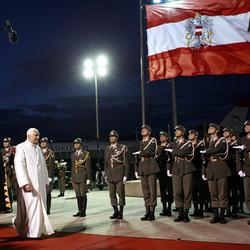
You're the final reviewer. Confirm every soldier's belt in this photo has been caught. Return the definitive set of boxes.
[73,164,86,173]
[209,156,221,162]
[111,163,124,167]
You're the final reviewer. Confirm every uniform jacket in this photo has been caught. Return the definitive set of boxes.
[104,143,129,182]
[71,150,91,183]
[42,148,55,179]
[202,137,231,180]
[168,138,196,176]
[136,137,160,176]
[236,136,250,176]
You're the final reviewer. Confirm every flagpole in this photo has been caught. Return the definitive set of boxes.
[140,0,146,125]
[171,78,178,127]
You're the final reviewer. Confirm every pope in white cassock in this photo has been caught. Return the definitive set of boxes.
[13,128,54,238]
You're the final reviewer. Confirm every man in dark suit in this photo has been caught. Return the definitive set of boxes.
[156,131,173,216]
[236,120,250,225]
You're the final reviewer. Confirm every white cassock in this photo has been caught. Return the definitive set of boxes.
[13,140,54,238]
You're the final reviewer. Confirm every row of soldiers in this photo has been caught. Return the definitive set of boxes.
[1,120,250,226]
[102,121,250,224]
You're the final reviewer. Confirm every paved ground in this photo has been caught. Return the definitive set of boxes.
[1,188,250,244]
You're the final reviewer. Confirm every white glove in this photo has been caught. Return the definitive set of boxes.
[202,175,208,181]
[48,177,52,183]
[167,170,172,177]
[132,151,141,155]
[238,170,246,178]
[135,172,139,179]
[104,176,108,183]
[165,149,173,153]
[233,145,245,151]
[86,179,91,185]
[123,176,127,184]
[200,150,206,154]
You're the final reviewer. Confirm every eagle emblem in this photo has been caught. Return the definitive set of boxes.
[185,13,213,49]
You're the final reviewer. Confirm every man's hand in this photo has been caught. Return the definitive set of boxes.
[23,184,33,192]
[104,176,108,183]
[167,170,172,177]
[202,175,208,181]
[238,170,246,178]
[86,179,91,185]
[123,176,127,184]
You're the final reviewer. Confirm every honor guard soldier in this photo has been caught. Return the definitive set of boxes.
[104,130,129,220]
[223,128,239,218]
[1,137,16,212]
[71,138,91,217]
[167,125,196,223]
[236,120,250,225]
[202,123,231,224]
[188,130,206,218]
[56,159,67,197]
[135,125,160,221]
[40,137,55,215]
[156,131,173,217]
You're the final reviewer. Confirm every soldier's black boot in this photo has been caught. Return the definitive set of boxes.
[117,206,124,220]
[166,202,172,217]
[174,208,184,222]
[210,208,220,223]
[247,220,250,225]
[199,202,204,218]
[190,202,199,217]
[159,203,167,216]
[183,209,190,222]
[148,207,156,221]
[73,196,82,217]
[80,195,87,217]
[62,191,65,197]
[57,192,63,197]
[110,206,119,219]
[47,194,51,215]
[220,208,227,224]
[141,206,150,221]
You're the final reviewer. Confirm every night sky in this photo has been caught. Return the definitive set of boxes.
[0,0,249,144]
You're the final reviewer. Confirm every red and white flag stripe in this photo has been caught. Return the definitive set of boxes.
[146,0,250,81]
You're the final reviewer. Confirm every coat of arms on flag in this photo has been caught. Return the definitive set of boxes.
[185,13,213,49]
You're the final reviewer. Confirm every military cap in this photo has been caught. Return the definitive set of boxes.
[175,125,186,134]
[73,138,83,144]
[188,129,198,136]
[141,124,152,133]
[109,130,119,138]
[159,131,168,136]
[3,137,11,142]
[223,127,233,134]
[244,120,250,126]
[209,123,220,131]
[40,137,49,143]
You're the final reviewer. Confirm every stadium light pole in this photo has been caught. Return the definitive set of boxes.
[83,55,108,160]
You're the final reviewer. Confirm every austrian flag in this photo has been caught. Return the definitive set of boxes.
[146,0,250,81]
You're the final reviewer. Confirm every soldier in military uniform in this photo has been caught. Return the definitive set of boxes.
[135,125,160,221]
[223,128,239,218]
[202,123,231,224]
[236,120,250,225]
[104,130,129,220]
[156,131,173,217]
[1,137,16,212]
[56,159,67,197]
[40,137,55,215]
[188,130,206,218]
[167,125,196,223]
[71,138,91,217]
